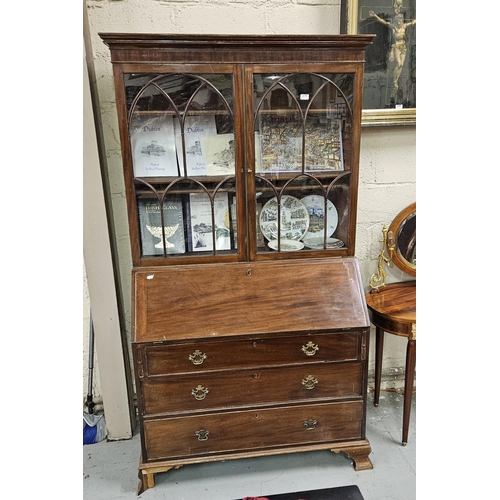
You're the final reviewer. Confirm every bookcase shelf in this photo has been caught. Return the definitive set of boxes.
[101,33,375,495]
[130,109,232,116]
[133,171,349,186]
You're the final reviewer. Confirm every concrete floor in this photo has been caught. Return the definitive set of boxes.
[83,391,416,500]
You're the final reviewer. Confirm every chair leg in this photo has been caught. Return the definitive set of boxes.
[402,337,416,445]
[374,326,384,406]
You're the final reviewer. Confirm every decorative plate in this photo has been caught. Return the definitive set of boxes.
[300,195,338,240]
[268,239,305,252]
[259,195,309,242]
[303,237,344,250]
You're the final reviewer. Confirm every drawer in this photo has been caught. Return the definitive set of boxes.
[138,332,360,377]
[141,362,363,415]
[143,400,364,461]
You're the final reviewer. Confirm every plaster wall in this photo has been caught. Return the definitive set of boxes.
[83,0,416,413]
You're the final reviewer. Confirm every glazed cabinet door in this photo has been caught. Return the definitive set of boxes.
[112,63,364,266]
[245,65,363,259]
[114,65,247,266]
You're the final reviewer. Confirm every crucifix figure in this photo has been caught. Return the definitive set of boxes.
[369,6,416,100]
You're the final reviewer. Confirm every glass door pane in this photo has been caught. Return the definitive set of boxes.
[252,72,355,255]
[124,72,239,260]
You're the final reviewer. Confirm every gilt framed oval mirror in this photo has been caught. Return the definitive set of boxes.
[388,202,416,277]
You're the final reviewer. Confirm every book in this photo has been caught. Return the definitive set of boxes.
[189,192,231,251]
[137,197,186,256]
[255,202,265,247]
[254,132,262,174]
[202,133,236,176]
[130,115,178,177]
[231,199,262,250]
[259,113,302,172]
[304,118,344,172]
[183,195,193,252]
[174,115,218,176]
[230,197,238,249]
[259,115,344,172]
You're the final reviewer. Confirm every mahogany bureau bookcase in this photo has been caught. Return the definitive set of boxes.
[99,33,375,494]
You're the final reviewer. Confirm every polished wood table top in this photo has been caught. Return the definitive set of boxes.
[365,281,416,337]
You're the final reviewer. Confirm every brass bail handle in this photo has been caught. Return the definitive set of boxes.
[191,385,209,400]
[188,349,207,365]
[301,375,318,390]
[195,429,209,441]
[302,341,319,356]
[303,419,318,430]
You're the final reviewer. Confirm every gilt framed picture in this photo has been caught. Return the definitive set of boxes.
[344,0,416,126]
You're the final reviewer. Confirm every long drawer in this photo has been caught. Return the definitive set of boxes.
[143,401,364,461]
[138,332,360,377]
[141,362,363,415]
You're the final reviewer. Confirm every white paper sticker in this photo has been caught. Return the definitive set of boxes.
[300,94,310,100]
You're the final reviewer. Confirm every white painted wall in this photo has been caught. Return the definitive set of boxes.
[83,0,416,421]
[83,32,134,439]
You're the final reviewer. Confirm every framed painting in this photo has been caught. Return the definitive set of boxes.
[344,0,416,126]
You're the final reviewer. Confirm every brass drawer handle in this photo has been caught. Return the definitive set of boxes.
[191,385,209,400]
[303,419,318,430]
[301,341,319,356]
[301,375,318,390]
[195,429,209,441]
[188,350,207,365]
